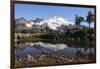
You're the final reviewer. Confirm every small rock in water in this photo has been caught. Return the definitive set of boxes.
[52,55,56,58]
[38,57,43,61]
[41,54,45,57]
[27,54,33,62]
[59,56,64,60]
[56,60,60,63]
[64,58,68,61]
[19,58,22,62]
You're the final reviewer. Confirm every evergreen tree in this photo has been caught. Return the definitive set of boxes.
[86,11,94,29]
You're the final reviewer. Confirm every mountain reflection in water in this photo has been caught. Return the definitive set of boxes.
[15,42,94,58]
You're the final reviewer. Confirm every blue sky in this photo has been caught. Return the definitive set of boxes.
[15,4,94,27]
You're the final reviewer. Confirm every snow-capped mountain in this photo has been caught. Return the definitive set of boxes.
[15,16,74,32]
[15,17,34,27]
[15,17,34,32]
[43,16,73,30]
[32,16,74,30]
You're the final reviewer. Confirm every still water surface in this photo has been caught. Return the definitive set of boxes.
[15,42,94,58]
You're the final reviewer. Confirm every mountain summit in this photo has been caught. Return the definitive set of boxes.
[43,16,73,30]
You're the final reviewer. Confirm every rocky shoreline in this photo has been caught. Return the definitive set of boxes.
[15,51,95,67]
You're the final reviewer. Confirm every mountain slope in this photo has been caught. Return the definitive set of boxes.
[32,16,74,30]
[15,16,74,32]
